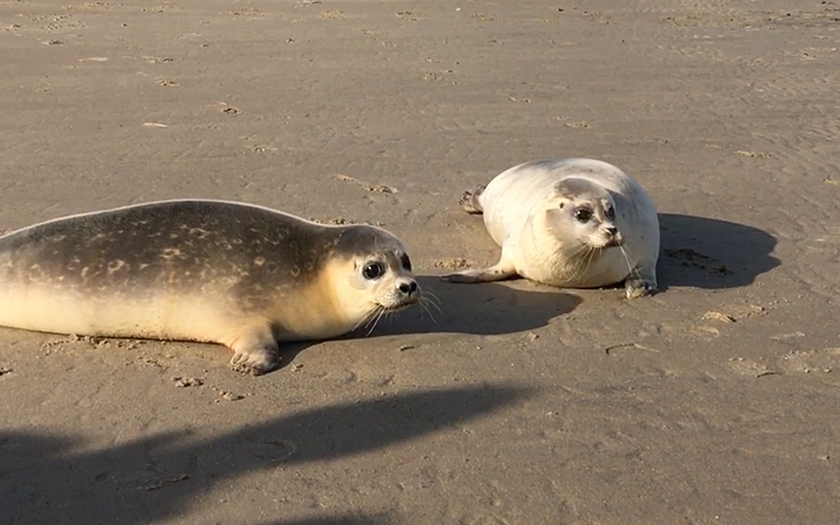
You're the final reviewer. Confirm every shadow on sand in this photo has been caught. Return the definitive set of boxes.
[657,213,780,292]
[258,513,395,525]
[366,276,581,338]
[1,384,531,525]
[275,277,579,368]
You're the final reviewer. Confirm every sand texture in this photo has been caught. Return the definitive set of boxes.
[1,0,839,524]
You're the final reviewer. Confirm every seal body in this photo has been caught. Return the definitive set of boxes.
[0,199,421,375]
[445,158,660,298]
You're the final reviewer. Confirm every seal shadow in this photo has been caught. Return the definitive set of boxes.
[656,213,780,292]
[0,384,532,525]
[256,513,395,525]
[367,276,582,338]
[278,278,579,367]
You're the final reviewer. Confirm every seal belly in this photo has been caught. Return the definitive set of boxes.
[0,282,231,344]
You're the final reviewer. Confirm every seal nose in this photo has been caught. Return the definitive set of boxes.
[605,226,618,237]
[398,280,418,295]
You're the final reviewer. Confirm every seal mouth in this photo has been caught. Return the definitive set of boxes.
[380,297,420,312]
[591,237,623,249]
[358,299,420,337]
[605,237,624,248]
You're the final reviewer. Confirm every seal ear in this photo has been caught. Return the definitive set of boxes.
[545,193,571,213]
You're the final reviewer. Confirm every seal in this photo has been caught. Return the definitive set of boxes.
[0,199,421,375]
[444,158,660,299]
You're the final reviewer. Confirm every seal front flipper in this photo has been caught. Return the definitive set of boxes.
[624,262,658,299]
[442,260,517,284]
[226,325,281,376]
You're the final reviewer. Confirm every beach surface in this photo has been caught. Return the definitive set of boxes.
[1,1,839,523]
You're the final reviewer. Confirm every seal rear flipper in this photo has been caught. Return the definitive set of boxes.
[458,185,486,214]
[226,327,281,376]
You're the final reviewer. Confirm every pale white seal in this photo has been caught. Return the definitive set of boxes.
[0,199,421,375]
[444,158,660,298]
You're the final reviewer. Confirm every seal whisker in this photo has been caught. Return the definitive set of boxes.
[426,296,442,316]
[363,306,382,331]
[420,291,443,314]
[618,244,638,278]
[418,297,438,323]
[580,246,598,282]
[567,245,595,283]
[558,244,586,280]
[381,308,397,329]
[581,247,596,281]
[353,306,380,332]
[365,306,387,336]
[422,288,442,304]
[563,246,586,282]
[362,310,378,334]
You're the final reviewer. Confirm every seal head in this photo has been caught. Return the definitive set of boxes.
[325,225,420,329]
[545,177,624,250]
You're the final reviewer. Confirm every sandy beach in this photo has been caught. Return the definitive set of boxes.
[1,0,839,523]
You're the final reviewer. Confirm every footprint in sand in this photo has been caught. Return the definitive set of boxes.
[728,357,777,377]
[333,174,398,194]
[779,348,839,374]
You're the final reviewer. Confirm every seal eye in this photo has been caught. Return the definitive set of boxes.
[400,254,412,271]
[574,208,592,223]
[363,262,385,280]
[605,206,615,221]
